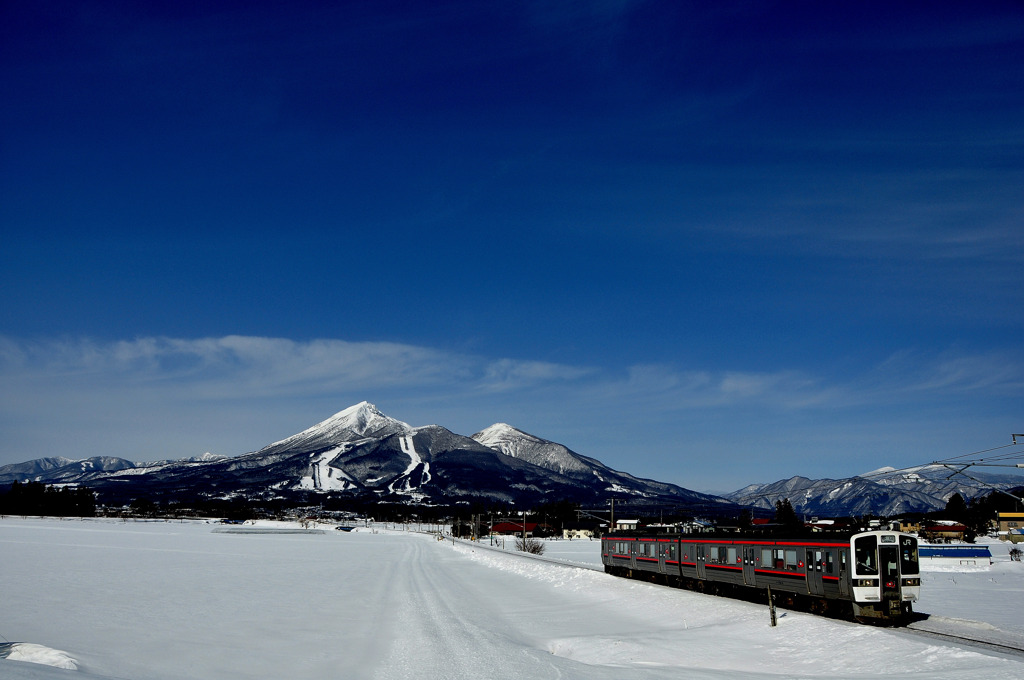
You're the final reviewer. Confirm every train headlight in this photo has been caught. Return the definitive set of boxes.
[855,579,878,587]
[901,578,920,587]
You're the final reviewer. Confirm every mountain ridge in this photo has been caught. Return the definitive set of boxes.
[0,403,731,511]
[4,403,1018,516]
[723,465,1024,516]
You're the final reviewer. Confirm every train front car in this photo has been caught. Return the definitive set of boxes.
[850,530,919,622]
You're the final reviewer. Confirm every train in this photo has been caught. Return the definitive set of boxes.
[601,529,920,623]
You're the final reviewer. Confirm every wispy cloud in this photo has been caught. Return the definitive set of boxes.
[3,335,1018,415]
[599,364,838,413]
[0,335,583,399]
[865,349,1024,397]
[1,334,1019,471]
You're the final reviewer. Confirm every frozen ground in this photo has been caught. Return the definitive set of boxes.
[1,517,1023,680]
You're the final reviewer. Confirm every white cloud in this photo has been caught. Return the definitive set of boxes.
[0,335,597,403]
[3,335,1018,414]
[480,358,596,392]
[867,349,1024,396]
[0,335,1019,474]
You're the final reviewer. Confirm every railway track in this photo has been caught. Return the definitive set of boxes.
[446,535,1024,658]
[904,616,1024,658]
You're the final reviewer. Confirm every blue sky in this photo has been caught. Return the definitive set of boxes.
[1,1,1022,492]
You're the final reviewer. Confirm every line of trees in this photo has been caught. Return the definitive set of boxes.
[940,488,1024,542]
[1,480,96,517]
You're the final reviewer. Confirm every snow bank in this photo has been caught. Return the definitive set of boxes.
[3,644,77,670]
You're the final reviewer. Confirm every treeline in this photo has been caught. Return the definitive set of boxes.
[937,488,1024,541]
[1,480,96,517]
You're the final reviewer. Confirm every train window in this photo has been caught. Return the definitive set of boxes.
[824,551,834,575]
[667,545,677,560]
[716,546,728,564]
[883,547,899,583]
[900,536,919,575]
[855,535,879,575]
[727,547,738,564]
[761,549,773,567]
[785,549,798,571]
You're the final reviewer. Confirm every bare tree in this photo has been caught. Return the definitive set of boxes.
[516,535,545,555]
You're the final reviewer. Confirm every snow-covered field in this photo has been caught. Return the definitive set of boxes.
[2,517,1023,680]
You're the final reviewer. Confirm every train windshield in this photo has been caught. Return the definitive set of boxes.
[854,535,878,575]
[900,535,919,575]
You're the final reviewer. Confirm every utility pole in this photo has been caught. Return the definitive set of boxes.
[609,498,615,533]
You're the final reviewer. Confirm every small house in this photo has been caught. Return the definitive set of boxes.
[919,521,968,543]
[561,522,600,540]
[997,512,1024,533]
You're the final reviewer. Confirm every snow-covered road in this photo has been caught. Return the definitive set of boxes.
[2,518,1023,680]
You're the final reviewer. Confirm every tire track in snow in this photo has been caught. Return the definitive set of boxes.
[374,538,561,680]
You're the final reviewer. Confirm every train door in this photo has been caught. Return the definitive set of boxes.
[742,546,757,586]
[838,549,850,597]
[695,544,706,579]
[805,548,824,596]
[879,544,900,598]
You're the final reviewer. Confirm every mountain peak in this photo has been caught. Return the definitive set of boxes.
[473,423,544,447]
[475,419,532,440]
[473,423,589,473]
[326,402,400,437]
[257,402,412,455]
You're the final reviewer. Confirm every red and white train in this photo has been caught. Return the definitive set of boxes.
[601,529,920,623]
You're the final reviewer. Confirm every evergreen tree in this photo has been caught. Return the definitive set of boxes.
[0,481,95,517]
[944,493,968,522]
[774,498,801,528]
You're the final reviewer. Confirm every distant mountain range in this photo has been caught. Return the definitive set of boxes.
[0,402,730,512]
[2,401,1020,517]
[723,466,1024,517]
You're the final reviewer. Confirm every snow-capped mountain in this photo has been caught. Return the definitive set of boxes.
[473,423,597,475]
[0,456,138,485]
[255,402,413,457]
[0,456,77,483]
[0,402,732,511]
[862,464,1024,502]
[472,423,716,504]
[725,465,1024,517]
